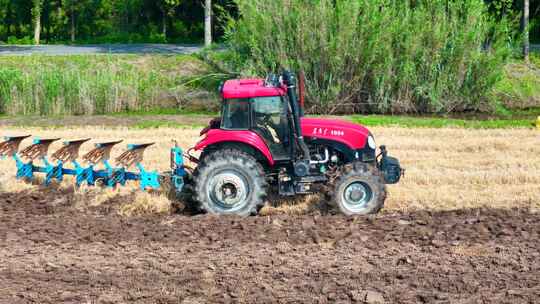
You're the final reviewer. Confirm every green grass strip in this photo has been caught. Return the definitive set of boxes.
[350,115,535,129]
[132,120,205,129]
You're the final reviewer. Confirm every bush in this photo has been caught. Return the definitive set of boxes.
[77,31,169,44]
[149,33,168,44]
[493,53,540,109]
[0,55,217,116]
[7,36,33,45]
[226,0,515,114]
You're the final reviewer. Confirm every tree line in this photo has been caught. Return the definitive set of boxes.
[0,1,537,48]
[0,0,235,45]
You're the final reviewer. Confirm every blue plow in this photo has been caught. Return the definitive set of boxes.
[0,135,187,192]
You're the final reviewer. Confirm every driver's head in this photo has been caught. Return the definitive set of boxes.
[233,101,248,112]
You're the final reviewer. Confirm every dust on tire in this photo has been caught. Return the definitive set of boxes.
[330,162,387,216]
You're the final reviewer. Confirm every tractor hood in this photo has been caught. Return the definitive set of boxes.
[301,117,371,150]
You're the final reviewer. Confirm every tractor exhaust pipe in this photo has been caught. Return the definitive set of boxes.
[298,70,306,117]
[282,71,310,163]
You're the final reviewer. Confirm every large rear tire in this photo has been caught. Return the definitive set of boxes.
[330,162,386,216]
[193,149,267,216]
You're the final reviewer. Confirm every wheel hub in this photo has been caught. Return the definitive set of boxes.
[342,181,373,212]
[348,187,366,202]
[208,170,249,210]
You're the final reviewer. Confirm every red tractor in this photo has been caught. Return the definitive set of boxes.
[188,71,402,216]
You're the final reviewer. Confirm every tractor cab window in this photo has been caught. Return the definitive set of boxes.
[222,99,250,130]
[251,96,290,158]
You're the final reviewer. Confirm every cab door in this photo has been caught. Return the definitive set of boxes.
[250,96,291,161]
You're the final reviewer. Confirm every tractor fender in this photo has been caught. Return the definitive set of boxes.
[194,129,275,166]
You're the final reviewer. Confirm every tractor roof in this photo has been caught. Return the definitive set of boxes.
[221,79,287,99]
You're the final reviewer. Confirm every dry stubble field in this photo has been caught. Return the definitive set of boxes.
[0,125,539,303]
[1,126,538,213]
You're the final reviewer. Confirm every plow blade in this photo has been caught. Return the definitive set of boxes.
[51,139,91,162]
[12,137,60,182]
[116,143,154,168]
[0,135,32,158]
[82,140,123,165]
[19,138,61,161]
[42,139,92,186]
[113,143,159,190]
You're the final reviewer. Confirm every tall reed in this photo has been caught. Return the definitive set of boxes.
[226,0,515,114]
[0,55,202,116]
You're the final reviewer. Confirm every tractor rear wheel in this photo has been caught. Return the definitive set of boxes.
[193,149,267,216]
[330,162,386,216]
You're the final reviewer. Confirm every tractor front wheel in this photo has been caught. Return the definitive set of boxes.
[330,162,386,216]
[193,149,267,216]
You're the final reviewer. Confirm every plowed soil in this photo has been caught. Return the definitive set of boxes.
[1,188,539,304]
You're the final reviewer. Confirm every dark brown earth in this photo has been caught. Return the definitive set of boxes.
[1,188,539,304]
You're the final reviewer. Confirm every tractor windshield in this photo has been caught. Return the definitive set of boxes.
[251,96,290,159]
[252,96,284,144]
[221,98,250,129]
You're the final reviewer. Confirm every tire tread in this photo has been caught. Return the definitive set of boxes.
[331,162,387,215]
[193,149,268,216]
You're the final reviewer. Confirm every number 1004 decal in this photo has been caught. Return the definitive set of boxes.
[312,128,345,137]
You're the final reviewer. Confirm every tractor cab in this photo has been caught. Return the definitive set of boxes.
[215,78,295,161]
[224,96,292,160]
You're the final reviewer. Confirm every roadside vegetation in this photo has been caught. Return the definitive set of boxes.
[0,51,538,122]
[494,54,540,109]
[226,0,517,114]
[0,1,538,122]
[351,111,539,129]
[0,54,224,116]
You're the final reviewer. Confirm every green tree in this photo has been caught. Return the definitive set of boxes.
[159,0,182,39]
[204,0,212,46]
[32,0,43,44]
[523,0,529,62]
[0,0,11,41]
[64,0,78,42]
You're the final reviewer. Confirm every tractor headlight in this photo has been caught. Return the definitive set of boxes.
[367,136,376,150]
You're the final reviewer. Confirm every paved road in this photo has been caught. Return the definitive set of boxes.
[0,43,536,56]
[0,44,203,56]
